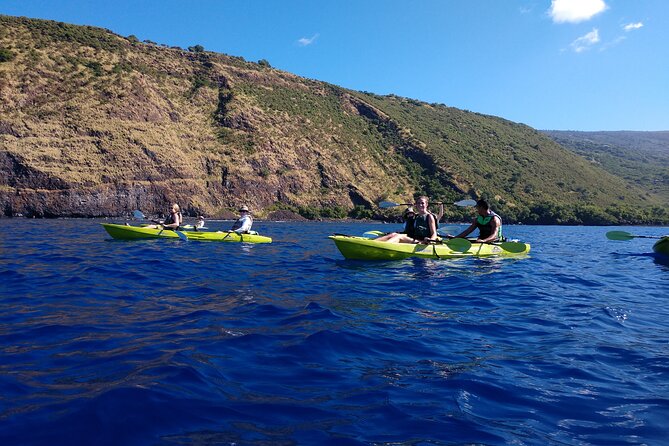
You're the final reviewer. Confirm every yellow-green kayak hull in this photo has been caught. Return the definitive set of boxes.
[653,237,669,257]
[329,235,530,260]
[101,224,272,243]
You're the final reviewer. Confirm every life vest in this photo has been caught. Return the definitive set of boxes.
[163,211,182,228]
[413,213,437,239]
[475,211,502,240]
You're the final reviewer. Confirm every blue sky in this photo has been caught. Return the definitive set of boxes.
[1,0,667,131]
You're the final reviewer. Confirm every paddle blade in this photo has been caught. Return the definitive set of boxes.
[379,201,400,209]
[499,241,527,253]
[446,237,472,252]
[454,199,477,207]
[606,231,634,241]
[175,230,188,241]
[133,210,146,219]
[363,230,386,238]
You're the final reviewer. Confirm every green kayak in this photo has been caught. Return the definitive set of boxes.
[653,237,669,257]
[329,235,530,260]
[101,223,272,243]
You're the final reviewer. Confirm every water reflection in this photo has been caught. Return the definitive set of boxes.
[335,255,523,280]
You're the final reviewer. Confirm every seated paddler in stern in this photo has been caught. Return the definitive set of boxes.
[375,206,416,241]
[448,199,502,243]
[230,205,253,234]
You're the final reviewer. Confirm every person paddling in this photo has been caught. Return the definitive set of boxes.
[195,215,205,230]
[449,199,502,243]
[231,205,253,234]
[376,196,438,244]
[375,207,416,241]
[145,203,182,230]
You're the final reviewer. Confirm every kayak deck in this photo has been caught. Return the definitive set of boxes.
[101,223,272,243]
[329,235,530,260]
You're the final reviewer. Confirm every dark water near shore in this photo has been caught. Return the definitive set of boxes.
[1,219,668,445]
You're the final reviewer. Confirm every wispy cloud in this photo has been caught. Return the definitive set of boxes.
[600,35,627,51]
[570,28,600,52]
[623,22,644,31]
[297,34,319,47]
[549,0,607,24]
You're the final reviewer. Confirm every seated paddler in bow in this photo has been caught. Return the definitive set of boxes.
[145,203,183,230]
[230,205,253,234]
[449,199,502,243]
[375,196,439,244]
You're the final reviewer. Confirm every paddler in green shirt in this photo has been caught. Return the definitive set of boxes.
[448,199,502,243]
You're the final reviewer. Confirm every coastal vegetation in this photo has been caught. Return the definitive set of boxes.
[0,15,666,224]
[543,130,669,203]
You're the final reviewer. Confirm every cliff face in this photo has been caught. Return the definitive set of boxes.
[0,16,419,218]
[0,16,663,223]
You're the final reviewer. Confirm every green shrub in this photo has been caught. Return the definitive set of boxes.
[84,60,103,76]
[320,206,348,219]
[349,205,374,220]
[0,48,15,63]
[297,206,320,220]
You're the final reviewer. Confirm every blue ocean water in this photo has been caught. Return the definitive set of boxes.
[1,219,668,445]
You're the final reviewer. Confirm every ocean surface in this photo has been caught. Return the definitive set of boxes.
[1,219,668,446]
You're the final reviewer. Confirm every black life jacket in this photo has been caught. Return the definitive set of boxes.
[475,211,502,240]
[163,211,182,228]
[413,213,437,239]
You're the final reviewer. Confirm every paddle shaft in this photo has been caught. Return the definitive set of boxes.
[379,199,476,209]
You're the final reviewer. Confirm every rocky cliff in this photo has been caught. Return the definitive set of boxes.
[0,15,664,223]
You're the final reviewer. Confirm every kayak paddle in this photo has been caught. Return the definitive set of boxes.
[379,199,477,209]
[606,230,666,241]
[355,232,472,252]
[444,237,472,252]
[437,235,526,253]
[497,241,527,253]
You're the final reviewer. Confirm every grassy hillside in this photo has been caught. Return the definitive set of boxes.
[543,131,669,204]
[1,15,666,224]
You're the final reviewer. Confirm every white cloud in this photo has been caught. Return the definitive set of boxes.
[623,22,644,31]
[297,34,319,47]
[549,0,607,23]
[570,28,600,52]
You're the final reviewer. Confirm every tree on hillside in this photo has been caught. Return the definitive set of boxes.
[188,45,205,53]
[258,59,272,68]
